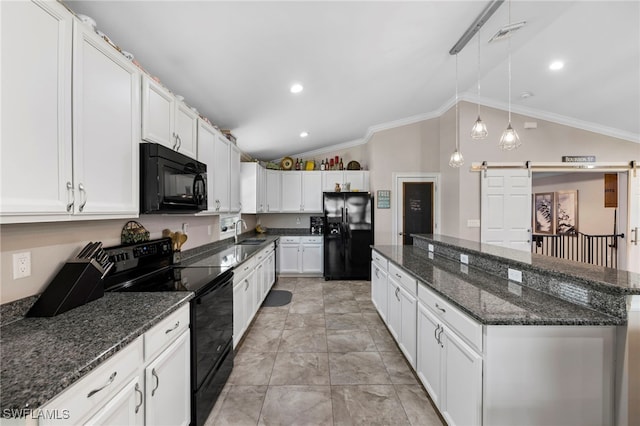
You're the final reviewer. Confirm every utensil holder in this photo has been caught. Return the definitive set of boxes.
[26,260,105,317]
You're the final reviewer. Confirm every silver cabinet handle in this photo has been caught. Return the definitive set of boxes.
[434,324,440,343]
[172,132,178,149]
[66,181,74,212]
[395,273,402,279]
[176,134,182,150]
[435,303,446,314]
[375,268,380,279]
[87,371,117,398]
[437,326,444,348]
[78,183,87,212]
[395,287,400,301]
[151,368,159,397]
[165,321,180,334]
[244,279,249,290]
[632,227,639,245]
[135,383,143,413]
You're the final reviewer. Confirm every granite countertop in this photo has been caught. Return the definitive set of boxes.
[415,234,640,295]
[372,245,624,326]
[0,292,192,413]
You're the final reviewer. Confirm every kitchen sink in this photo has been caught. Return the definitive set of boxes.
[236,238,265,245]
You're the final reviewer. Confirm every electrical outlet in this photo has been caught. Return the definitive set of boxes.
[508,268,523,283]
[182,222,189,234]
[428,244,434,252]
[13,252,31,279]
[460,254,469,264]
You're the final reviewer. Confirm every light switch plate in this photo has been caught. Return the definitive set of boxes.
[460,254,469,264]
[428,244,434,252]
[467,219,480,228]
[508,282,522,296]
[508,268,522,283]
[460,264,469,274]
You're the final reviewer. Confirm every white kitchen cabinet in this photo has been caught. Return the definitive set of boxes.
[84,377,143,426]
[144,331,190,426]
[417,303,442,407]
[233,266,257,348]
[278,236,323,275]
[141,76,197,159]
[229,144,242,212]
[72,21,140,217]
[265,250,276,291]
[1,0,72,219]
[321,171,369,192]
[196,119,217,214]
[281,172,323,213]
[371,259,388,322]
[387,276,417,368]
[212,132,230,212]
[1,3,139,223]
[265,170,281,212]
[241,162,266,214]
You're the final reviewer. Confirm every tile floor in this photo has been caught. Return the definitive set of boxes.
[205,277,444,426]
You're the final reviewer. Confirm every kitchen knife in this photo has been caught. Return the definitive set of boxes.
[77,242,94,259]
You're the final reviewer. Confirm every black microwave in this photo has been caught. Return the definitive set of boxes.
[140,143,207,213]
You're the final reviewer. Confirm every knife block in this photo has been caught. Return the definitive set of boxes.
[26,260,105,317]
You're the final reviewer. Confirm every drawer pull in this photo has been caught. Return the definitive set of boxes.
[395,287,400,301]
[135,383,143,413]
[165,321,180,334]
[395,273,402,279]
[375,268,380,278]
[87,371,117,398]
[151,368,159,397]
[245,279,249,290]
[436,326,445,348]
[434,324,440,343]
[435,303,446,314]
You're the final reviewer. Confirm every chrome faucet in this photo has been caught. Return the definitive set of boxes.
[234,219,247,244]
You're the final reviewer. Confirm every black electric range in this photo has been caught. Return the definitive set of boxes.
[103,238,233,426]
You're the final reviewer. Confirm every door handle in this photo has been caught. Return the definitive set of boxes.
[66,181,74,212]
[172,132,178,149]
[434,324,440,343]
[436,326,444,348]
[395,287,400,301]
[151,368,159,397]
[78,183,87,212]
[632,227,639,245]
[135,383,143,413]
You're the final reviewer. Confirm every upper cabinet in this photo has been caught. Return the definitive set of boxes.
[197,119,240,214]
[281,171,322,213]
[1,1,140,223]
[241,163,266,214]
[142,76,197,159]
[321,170,369,192]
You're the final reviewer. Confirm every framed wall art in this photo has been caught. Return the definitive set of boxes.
[533,192,555,234]
[556,190,578,234]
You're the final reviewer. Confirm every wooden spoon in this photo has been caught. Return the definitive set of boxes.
[178,233,188,250]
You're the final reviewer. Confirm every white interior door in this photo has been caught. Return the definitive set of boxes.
[628,169,640,273]
[481,168,532,251]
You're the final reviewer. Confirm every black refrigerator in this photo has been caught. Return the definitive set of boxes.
[323,192,374,280]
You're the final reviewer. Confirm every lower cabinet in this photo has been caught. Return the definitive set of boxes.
[386,276,417,368]
[278,236,323,276]
[144,331,191,426]
[371,260,388,322]
[40,304,190,426]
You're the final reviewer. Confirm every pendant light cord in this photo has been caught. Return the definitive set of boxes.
[455,53,459,151]
[507,0,512,123]
[477,31,481,116]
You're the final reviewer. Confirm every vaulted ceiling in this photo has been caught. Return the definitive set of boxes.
[66,1,640,160]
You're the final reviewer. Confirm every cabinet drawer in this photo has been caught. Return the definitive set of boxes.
[144,304,190,363]
[418,283,482,352]
[371,251,388,270]
[235,256,257,280]
[388,263,417,295]
[42,337,143,425]
[280,236,300,244]
[301,236,322,244]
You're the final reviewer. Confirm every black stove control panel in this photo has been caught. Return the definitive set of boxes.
[104,238,173,274]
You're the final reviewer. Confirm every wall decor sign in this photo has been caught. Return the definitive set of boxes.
[532,192,555,234]
[377,190,390,209]
[556,190,578,234]
[562,155,596,163]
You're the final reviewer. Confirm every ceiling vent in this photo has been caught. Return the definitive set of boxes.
[489,21,527,43]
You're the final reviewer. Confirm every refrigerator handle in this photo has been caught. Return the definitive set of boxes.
[340,207,344,222]
[345,208,349,224]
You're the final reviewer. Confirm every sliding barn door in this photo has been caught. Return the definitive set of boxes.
[628,169,640,273]
[481,169,532,251]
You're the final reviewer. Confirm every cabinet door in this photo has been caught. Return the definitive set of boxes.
[398,285,417,368]
[257,166,266,213]
[72,22,139,216]
[233,279,246,348]
[240,163,258,214]
[265,170,281,212]
[344,171,369,192]
[213,134,230,212]
[197,120,218,213]
[174,102,198,159]
[386,278,402,342]
[417,303,442,407]
[255,261,266,304]
[281,172,303,212]
[145,331,191,426]
[1,0,73,218]
[141,76,174,148]
[301,243,323,273]
[279,244,301,274]
[371,262,388,322]
[322,171,344,192]
[266,251,276,290]
[441,327,483,426]
[241,271,257,330]
[85,377,143,426]
[302,171,323,212]
[229,144,241,212]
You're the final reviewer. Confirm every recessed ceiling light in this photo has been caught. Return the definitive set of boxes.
[300,131,309,138]
[549,61,564,71]
[290,83,304,94]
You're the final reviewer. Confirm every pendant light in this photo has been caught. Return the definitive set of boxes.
[499,0,521,150]
[470,30,488,140]
[449,54,464,168]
